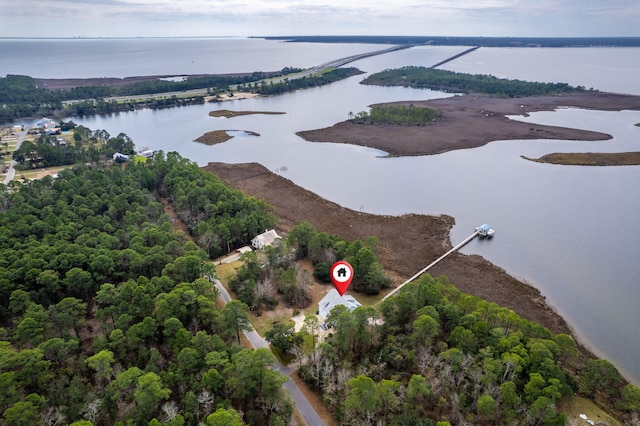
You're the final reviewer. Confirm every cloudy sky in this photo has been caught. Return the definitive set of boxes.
[2,0,639,38]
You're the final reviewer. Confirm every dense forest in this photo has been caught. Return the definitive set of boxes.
[287,221,390,296]
[349,104,442,126]
[64,96,207,119]
[253,68,363,96]
[0,151,289,425]
[362,67,589,97]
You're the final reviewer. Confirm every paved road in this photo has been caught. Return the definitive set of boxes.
[4,129,26,184]
[214,279,325,426]
[101,87,208,103]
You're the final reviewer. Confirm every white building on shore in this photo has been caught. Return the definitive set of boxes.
[251,229,281,250]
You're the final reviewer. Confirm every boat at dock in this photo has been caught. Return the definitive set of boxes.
[476,224,495,238]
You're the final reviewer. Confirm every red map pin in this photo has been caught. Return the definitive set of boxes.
[330,261,354,296]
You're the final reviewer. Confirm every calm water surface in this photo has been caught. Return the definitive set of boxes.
[0,37,386,78]
[8,39,640,384]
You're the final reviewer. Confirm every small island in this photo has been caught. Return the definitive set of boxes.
[195,129,260,145]
[297,68,640,163]
[209,110,285,118]
[523,151,640,166]
[196,110,286,145]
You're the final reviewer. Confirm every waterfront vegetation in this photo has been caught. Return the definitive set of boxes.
[362,67,589,97]
[253,67,363,95]
[350,104,442,126]
[0,71,290,121]
[288,221,391,296]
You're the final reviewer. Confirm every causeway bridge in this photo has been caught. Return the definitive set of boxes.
[429,46,480,69]
[314,43,480,73]
[316,44,416,69]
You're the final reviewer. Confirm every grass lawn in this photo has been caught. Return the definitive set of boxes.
[353,290,388,306]
[16,170,41,180]
[251,313,295,338]
[14,165,69,181]
[557,395,623,426]
[214,260,242,288]
[112,90,208,104]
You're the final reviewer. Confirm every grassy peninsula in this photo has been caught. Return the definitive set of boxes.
[524,151,640,166]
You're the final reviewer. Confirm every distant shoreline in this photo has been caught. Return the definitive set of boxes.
[6,35,640,46]
[262,35,640,47]
[34,73,262,90]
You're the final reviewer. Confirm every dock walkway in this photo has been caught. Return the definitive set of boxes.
[379,229,481,304]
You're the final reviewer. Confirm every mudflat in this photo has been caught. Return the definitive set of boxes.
[297,92,640,157]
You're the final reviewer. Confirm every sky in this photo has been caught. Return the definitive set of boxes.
[1,0,639,38]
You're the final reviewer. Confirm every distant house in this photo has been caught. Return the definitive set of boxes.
[37,118,61,135]
[113,152,129,163]
[45,128,61,135]
[318,289,362,320]
[36,117,56,128]
[251,229,281,250]
[136,147,156,159]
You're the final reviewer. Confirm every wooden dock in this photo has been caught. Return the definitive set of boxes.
[379,229,481,304]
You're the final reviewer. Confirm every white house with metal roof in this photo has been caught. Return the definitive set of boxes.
[318,289,362,320]
[251,229,282,250]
